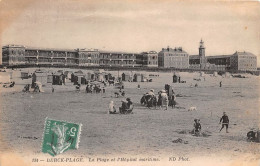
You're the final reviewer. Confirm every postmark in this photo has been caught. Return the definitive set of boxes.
[42,117,82,156]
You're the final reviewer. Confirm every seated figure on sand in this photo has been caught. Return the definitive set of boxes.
[108,101,117,114]
[119,98,133,114]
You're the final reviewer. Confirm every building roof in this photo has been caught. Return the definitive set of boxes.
[25,47,77,52]
[160,47,188,54]
[99,50,140,55]
[233,51,256,57]
[33,72,47,77]
[189,55,199,59]
[141,51,158,54]
[2,45,25,49]
[207,55,232,59]
[189,55,232,59]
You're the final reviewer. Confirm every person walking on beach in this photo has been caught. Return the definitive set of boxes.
[219,81,222,87]
[219,112,229,133]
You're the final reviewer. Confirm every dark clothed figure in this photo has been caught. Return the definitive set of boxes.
[219,112,229,133]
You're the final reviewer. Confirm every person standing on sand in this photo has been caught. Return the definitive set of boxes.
[220,81,222,87]
[193,119,201,136]
[160,90,168,110]
[170,93,176,108]
[157,91,162,108]
[219,112,229,133]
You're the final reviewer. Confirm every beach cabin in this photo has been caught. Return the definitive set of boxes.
[47,74,53,83]
[173,73,180,83]
[31,72,47,88]
[141,74,149,82]
[133,73,142,82]
[93,70,106,82]
[21,72,29,79]
[72,70,85,85]
[122,73,133,82]
[64,71,73,80]
[85,72,94,81]
[52,73,64,85]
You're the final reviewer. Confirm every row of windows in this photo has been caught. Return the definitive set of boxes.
[80,60,99,64]
[9,49,24,55]
[166,53,188,57]
[238,56,256,59]
[100,61,136,64]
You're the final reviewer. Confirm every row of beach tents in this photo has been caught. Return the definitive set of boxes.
[30,69,114,87]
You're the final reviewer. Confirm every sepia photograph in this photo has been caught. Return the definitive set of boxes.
[0,0,259,166]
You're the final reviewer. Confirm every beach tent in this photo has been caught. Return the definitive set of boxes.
[85,72,94,80]
[64,71,73,80]
[72,70,85,85]
[0,73,11,84]
[52,73,64,85]
[173,73,180,83]
[32,72,47,88]
[21,72,29,79]
[122,72,133,82]
[133,73,142,82]
[47,74,53,83]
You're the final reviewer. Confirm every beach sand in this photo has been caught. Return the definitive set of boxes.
[0,68,259,166]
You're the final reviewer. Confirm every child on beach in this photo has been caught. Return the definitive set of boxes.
[108,101,116,114]
[193,119,201,136]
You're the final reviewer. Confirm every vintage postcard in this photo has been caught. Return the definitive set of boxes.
[0,0,259,166]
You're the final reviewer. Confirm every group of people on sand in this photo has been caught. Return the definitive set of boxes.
[108,98,133,114]
[3,81,15,88]
[141,89,176,110]
[75,83,105,93]
[192,112,230,137]
[85,84,105,93]
[22,83,43,93]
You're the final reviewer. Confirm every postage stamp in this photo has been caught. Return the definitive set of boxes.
[42,117,82,156]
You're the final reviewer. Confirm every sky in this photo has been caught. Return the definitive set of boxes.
[0,0,259,66]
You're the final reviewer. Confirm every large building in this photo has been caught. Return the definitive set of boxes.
[189,40,257,71]
[136,51,158,67]
[77,48,99,66]
[99,51,141,67]
[230,51,257,71]
[2,43,257,72]
[158,47,189,69]
[2,45,79,66]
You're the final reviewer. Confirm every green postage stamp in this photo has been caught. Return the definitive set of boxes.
[42,118,82,156]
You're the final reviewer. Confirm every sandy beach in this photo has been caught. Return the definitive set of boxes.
[0,68,259,166]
